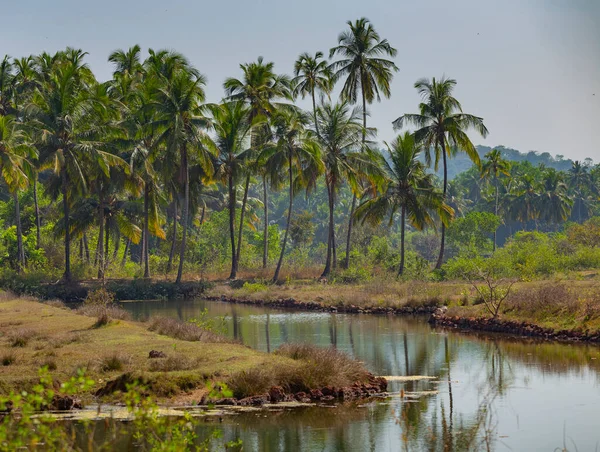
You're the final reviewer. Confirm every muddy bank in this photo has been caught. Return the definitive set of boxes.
[429,308,600,343]
[205,295,439,315]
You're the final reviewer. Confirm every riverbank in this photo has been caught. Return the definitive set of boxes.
[429,280,600,343]
[0,295,384,408]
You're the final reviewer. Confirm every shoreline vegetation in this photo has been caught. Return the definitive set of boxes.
[0,294,386,408]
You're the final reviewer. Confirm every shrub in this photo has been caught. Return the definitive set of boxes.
[77,303,131,326]
[147,317,230,343]
[84,287,115,306]
[227,367,274,399]
[100,353,128,372]
[275,343,369,392]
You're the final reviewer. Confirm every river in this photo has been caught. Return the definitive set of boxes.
[121,298,600,451]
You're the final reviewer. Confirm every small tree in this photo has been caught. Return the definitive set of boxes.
[468,268,515,319]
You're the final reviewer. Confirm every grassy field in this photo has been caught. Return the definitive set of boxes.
[0,295,313,404]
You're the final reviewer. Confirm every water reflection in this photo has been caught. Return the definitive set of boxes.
[122,299,600,451]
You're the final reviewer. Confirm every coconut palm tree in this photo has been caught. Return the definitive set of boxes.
[224,57,292,269]
[393,77,488,268]
[208,101,257,279]
[329,17,398,269]
[151,59,214,283]
[0,115,34,271]
[480,149,510,251]
[313,101,381,278]
[0,56,14,116]
[28,49,122,281]
[568,161,597,223]
[539,168,573,225]
[292,52,332,134]
[354,132,452,275]
[262,110,323,282]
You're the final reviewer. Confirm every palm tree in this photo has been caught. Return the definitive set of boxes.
[568,161,596,223]
[480,149,510,251]
[355,132,452,275]
[28,49,121,281]
[0,55,14,116]
[393,77,488,268]
[508,174,541,225]
[292,52,331,134]
[329,17,398,269]
[0,115,33,271]
[12,56,42,249]
[262,110,323,282]
[151,58,214,283]
[539,168,573,225]
[208,101,256,279]
[313,101,381,278]
[224,57,292,270]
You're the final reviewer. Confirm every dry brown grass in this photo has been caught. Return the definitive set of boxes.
[7,329,39,347]
[208,278,469,309]
[227,343,370,398]
[148,354,196,372]
[147,317,231,343]
[447,281,600,333]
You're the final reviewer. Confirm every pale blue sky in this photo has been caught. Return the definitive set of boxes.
[2,0,599,160]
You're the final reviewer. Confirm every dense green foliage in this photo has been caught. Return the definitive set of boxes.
[0,19,598,285]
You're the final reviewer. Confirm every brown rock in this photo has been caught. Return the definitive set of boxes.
[148,350,166,359]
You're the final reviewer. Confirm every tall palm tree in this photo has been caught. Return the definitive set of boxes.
[262,110,323,282]
[568,161,596,223]
[12,56,42,249]
[152,59,214,283]
[480,149,510,251]
[539,168,573,224]
[224,57,292,270]
[313,101,381,278]
[292,52,332,135]
[0,55,14,116]
[0,115,34,271]
[508,174,541,225]
[393,76,488,268]
[28,49,121,281]
[355,132,452,275]
[329,17,398,269]
[208,101,257,279]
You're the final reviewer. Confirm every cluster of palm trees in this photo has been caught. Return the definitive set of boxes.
[449,151,599,252]
[0,17,497,282]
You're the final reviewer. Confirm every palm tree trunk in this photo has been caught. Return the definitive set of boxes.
[176,147,188,284]
[79,238,84,261]
[312,89,319,136]
[398,204,406,276]
[343,194,357,269]
[97,192,105,280]
[228,174,238,279]
[104,217,110,273]
[343,73,367,270]
[235,174,250,268]
[83,233,90,264]
[13,192,24,272]
[435,138,448,270]
[493,178,499,252]
[273,156,294,282]
[33,177,41,249]
[62,170,72,282]
[167,200,177,273]
[121,238,130,267]
[140,229,145,267]
[321,181,335,278]
[112,232,120,261]
[262,176,269,269]
[143,184,150,278]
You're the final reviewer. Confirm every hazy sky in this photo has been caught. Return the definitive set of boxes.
[2,0,599,161]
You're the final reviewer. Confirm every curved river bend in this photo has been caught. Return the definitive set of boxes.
[121,299,600,451]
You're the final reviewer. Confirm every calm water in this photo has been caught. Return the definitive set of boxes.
[122,299,600,451]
